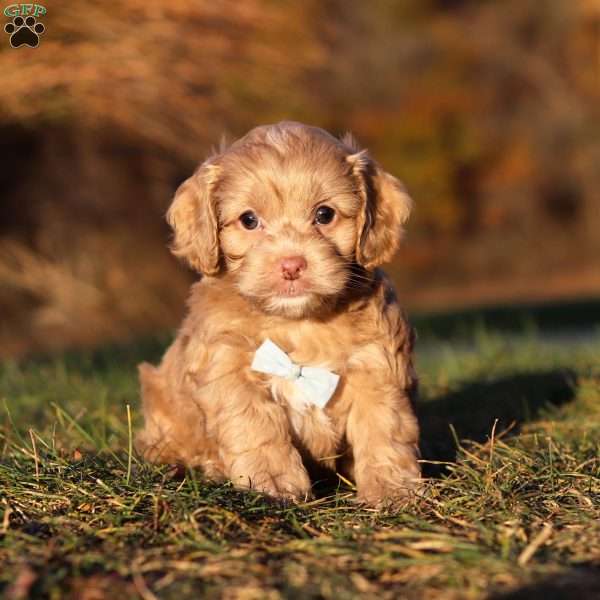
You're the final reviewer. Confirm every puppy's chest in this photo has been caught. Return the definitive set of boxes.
[253,323,352,416]
[268,374,339,455]
[248,318,371,454]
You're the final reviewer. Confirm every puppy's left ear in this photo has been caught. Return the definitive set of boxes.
[346,148,413,270]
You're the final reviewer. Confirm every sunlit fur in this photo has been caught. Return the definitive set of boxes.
[137,121,420,506]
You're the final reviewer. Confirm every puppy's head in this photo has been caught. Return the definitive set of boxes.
[167,121,412,318]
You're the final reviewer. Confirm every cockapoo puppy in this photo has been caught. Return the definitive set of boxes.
[137,121,420,506]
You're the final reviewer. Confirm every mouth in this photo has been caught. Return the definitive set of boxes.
[265,287,315,317]
[257,278,336,317]
[275,281,308,298]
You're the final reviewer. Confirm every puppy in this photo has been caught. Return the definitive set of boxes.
[137,121,420,506]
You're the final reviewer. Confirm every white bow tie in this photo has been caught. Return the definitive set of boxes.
[251,339,340,409]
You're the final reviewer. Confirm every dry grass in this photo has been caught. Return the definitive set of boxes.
[1,320,599,599]
[0,237,189,358]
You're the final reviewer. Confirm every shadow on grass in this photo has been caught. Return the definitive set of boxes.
[489,565,600,600]
[418,369,577,476]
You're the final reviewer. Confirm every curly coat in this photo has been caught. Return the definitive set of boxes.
[137,121,420,506]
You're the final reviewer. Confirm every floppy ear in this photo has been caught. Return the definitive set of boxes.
[166,161,221,275]
[346,149,413,270]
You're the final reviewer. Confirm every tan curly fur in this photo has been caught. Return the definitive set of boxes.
[137,121,420,506]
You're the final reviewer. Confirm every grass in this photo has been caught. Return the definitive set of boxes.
[0,314,599,599]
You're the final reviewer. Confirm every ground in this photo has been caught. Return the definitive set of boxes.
[1,303,599,599]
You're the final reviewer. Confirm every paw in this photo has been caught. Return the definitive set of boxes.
[356,467,421,508]
[233,469,313,502]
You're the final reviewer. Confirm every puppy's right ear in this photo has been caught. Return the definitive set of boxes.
[166,160,221,276]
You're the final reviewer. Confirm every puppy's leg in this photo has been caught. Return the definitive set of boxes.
[137,362,218,471]
[137,362,186,464]
[215,379,312,501]
[346,373,420,507]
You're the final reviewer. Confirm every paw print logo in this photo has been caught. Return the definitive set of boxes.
[4,15,45,48]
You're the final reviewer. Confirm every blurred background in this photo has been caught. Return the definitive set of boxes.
[1,0,599,358]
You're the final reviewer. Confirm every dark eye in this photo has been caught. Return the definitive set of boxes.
[314,205,335,225]
[240,211,259,230]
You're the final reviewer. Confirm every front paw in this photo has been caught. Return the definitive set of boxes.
[356,466,421,508]
[232,469,313,502]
